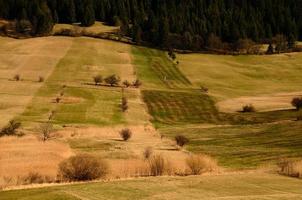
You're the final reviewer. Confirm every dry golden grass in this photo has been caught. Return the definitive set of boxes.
[186,154,218,175]
[0,135,72,187]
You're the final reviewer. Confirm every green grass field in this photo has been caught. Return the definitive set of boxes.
[1,173,302,200]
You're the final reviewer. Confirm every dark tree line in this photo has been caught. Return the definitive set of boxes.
[0,0,301,50]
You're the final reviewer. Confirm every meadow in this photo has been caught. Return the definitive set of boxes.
[0,29,302,196]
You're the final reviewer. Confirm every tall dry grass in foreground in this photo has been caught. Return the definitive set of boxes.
[278,159,302,178]
[186,154,218,175]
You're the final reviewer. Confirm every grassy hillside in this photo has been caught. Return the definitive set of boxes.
[17,37,148,128]
[160,121,302,168]
[132,46,302,169]
[1,173,302,200]
[178,53,302,100]
[1,35,302,192]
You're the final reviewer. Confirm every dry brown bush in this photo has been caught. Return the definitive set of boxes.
[242,104,256,112]
[14,74,20,81]
[143,147,153,160]
[0,120,21,137]
[120,128,132,141]
[278,158,302,178]
[23,172,53,185]
[58,153,108,181]
[38,76,44,82]
[148,154,168,176]
[175,135,189,147]
[186,154,218,175]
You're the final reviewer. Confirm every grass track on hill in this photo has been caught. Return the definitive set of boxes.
[1,173,302,200]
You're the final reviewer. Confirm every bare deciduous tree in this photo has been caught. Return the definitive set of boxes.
[39,122,54,142]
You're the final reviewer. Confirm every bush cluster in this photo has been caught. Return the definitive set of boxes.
[242,104,256,113]
[58,153,108,181]
[0,120,21,137]
[292,97,302,110]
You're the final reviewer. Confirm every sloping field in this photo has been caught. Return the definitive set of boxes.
[178,53,302,102]
[132,46,302,169]
[0,36,73,127]
[160,121,302,168]
[18,37,149,127]
[1,173,302,200]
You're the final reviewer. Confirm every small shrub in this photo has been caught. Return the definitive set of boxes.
[0,120,21,137]
[23,172,45,184]
[133,79,142,88]
[39,122,54,142]
[14,74,20,81]
[58,153,108,181]
[200,86,209,93]
[291,97,302,110]
[168,49,176,60]
[143,147,153,160]
[186,154,218,175]
[93,75,103,85]
[121,97,128,112]
[149,155,166,176]
[242,104,255,112]
[123,80,131,88]
[60,91,64,96]
[120,128,132,141]
[105,75,120,86]
[55,97,61,103]
[175,135,189,147]
[38,76,44,82]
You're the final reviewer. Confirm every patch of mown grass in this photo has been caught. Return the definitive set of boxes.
[132,47,191,89]
[160,121,302,168]
[142,89,221,125]
[142,89,298,127]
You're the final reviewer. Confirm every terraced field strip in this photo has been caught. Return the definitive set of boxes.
[160,121,302,168]
[142,89,221,125]
[1,173,302,200]
[132,47,191,90]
